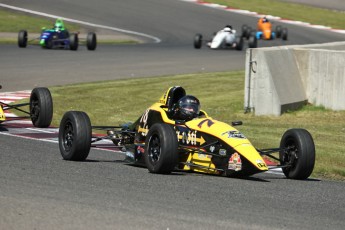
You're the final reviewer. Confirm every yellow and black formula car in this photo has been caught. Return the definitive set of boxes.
[0,85,53,128]
[59,86,315,179]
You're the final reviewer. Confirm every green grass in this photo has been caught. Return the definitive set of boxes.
[0,8,138,44]
[206,0,345,30]
[0,8,80,32]
[36,72,344,181]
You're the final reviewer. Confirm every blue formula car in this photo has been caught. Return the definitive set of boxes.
[18,18,97,51]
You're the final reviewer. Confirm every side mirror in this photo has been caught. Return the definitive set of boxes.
[175,120,185,125]
[231,121,243,126]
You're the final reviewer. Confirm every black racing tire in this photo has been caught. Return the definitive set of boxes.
[279,129,315,180]
[29,87,53,128]
[69,33,79,51]
[18,30,28,48]
[275,25,282,38]
[245,27,252,40]
[86,32,97,50]
[45,37,53,49]
[241,24,248,38]
[193,33,202,49]
[235,36,243,51]
[144,123,178,174]
[282,28,288,40]
[248,34,258,48]
[59,111,92,161]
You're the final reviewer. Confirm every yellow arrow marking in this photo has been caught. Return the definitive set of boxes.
[198,136,205,145]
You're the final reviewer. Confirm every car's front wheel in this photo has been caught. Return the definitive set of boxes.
[86,32,97,50]
[281,28,288,40]
[59,111,92,161]
[279,129,315,179]
[241,24,248,38]
[235,36,244,50]
[275,25,282,38]
[144,123,178,174]
[69,33,79,51]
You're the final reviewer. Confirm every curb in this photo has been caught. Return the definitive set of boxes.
[181,0,345,34]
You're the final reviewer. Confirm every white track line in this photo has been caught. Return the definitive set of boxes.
[0,3,161,43]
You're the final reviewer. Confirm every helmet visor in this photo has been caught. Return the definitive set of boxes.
[180,102,200,118]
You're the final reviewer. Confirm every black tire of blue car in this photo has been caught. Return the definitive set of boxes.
[45,37,53,49]
[18,30,28,48]
[59,111,91,161]
[279,129,315,180]
[69,33,79,51]
[194,33,202,49]
[29,87,53,128]
[144,123,178,174]
[86,32,97,51]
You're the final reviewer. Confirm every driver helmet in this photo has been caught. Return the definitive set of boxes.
[224,25,232,32]
[224,27,231,32]
[173,95,200,121]
[262,17,269,23]
[54,19,64,31]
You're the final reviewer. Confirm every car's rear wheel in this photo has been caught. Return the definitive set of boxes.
[30,87,53,128]
[193,33,202,49]
[144,123,178,174]
[59,111,92,161]
[279,129,315,179]
[248,34,258,48]
[18,30,28,48]
[86,32,97,50]
[69,33,79,51]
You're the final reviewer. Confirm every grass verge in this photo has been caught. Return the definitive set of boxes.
[0,8,80,32]
[0,8,138,44]
[15,72,344,181]
[206,0,345,30]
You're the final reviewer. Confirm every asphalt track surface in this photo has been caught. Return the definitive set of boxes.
[1,0,345,91]
[1,0,345,229]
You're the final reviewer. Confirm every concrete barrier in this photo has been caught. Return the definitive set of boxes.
[244,41,345,116]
